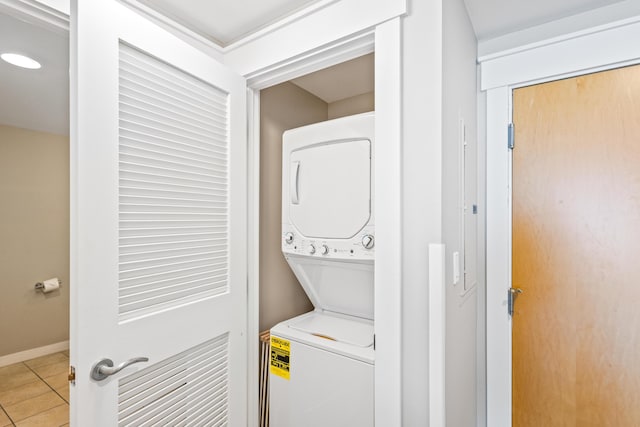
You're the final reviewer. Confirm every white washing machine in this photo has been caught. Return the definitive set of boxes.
[270,112,375,427]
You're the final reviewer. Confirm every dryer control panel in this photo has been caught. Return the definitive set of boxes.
[281,225,375,261]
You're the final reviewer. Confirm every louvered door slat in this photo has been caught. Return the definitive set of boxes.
[120,181,225,198]
[120,129,226,159]
[120,143,227,169]
[118,335,229,426]
[118,42,229,320]
[119,62,228,113]
[119,237,225,255]
[120,171,227,191]
[119,266,223,290]
[119,51,229,112]
[119,105,227,141]
[120,93,223,131]
[119,82,227,126]
[119,75,228,122]
[119,119,227,155]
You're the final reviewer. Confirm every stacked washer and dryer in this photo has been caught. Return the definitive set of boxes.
[269,112,375,427]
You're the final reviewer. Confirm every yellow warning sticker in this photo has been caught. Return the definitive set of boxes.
[270,336,291,380]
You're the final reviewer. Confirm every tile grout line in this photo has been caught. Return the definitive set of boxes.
[23,359,69,405]
[0,402,16,427]
[11,403,68,427]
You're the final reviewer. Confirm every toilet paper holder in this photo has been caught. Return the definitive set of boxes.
[35,279,62,291]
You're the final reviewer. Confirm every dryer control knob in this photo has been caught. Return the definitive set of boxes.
[320,245,329,255]
[284,232,294,244]
[307,244,316,255]
[362,234,375,249]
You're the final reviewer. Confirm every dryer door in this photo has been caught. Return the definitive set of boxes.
[288,139,371,239]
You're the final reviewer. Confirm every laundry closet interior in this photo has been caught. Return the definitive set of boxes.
[258,52,375,333]
[256,51,376,425]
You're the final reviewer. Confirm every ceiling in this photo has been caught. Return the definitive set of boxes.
[136,0,320,46]
[143,0,626,44]
[0,13,68,136]
[0,0,632,137]
[291,54,374,103]
[464,0,625,40]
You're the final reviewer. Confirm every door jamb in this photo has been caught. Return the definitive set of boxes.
[481,18,640,427]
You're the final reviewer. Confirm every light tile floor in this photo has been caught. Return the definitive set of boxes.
[0,351,69,427]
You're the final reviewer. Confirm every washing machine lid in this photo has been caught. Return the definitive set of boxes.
[286,137,371,240]
[271,311,374,364]
[285,254,374,320]
[288,311,374,348]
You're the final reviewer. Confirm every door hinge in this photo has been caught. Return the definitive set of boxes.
[68,365,76,385]
[508,288,523,317]
[508,123,515,150]
[373,334,376,350]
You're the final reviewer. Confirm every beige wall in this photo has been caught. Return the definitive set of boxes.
[259,82,327,331]
[0,125,69,357]
[328,92,374,120]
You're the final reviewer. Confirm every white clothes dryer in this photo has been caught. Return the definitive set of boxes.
[270,112,375,427]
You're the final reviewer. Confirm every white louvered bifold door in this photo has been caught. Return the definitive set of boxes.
[71,2,247,426]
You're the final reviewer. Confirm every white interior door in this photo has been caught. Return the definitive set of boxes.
[70,1,247,425]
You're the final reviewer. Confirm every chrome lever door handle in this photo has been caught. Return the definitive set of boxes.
[91,357,149,381]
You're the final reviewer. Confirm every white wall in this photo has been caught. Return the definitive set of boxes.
[476,72,488,427]
[401,0,443,424]
[328,92,374,119]
[401,0,479,424]
[441,0,479,426]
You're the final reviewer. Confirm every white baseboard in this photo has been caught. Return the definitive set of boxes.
[0,341,69,367]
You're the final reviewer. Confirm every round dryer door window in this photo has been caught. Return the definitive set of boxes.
[289,139,371,239]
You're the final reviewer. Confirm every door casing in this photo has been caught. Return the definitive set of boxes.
[481,15,640,427]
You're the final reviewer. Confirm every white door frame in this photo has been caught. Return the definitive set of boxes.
[242,18,404,427]
[480,16,640,427]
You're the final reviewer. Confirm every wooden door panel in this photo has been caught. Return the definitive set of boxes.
[513,65,640,426]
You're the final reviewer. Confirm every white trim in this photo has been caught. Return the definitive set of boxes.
[224,0,339,52]
[478,0,640,61]
[243,16,403,427]
[485,86,512,427]
[246,88,261,427]
[0,341,69,367]
[482,17,640,427]
[223,0,406,77]
[245,30,375,90]
[429,244,446,427]
[374,17,402,427]
[480,18,640,90]
[0,0,69,32]
[118,0,224,60]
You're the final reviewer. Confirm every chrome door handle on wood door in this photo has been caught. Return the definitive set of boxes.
[508,287,523,317]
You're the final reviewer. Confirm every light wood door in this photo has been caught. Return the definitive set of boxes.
[512,65,640,426]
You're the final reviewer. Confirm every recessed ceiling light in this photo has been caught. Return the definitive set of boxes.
[1,53,41,69]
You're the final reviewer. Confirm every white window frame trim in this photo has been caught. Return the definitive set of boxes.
[481,16,640,427]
